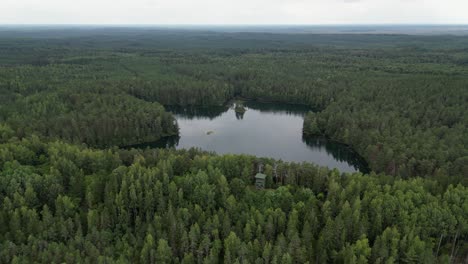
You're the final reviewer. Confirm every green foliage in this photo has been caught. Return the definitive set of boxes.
[0,136,466,263]
[2,91,178,147]
[0,28,467,263]
[1,29,466,184]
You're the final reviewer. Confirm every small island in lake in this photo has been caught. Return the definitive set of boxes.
[234,103,247,114]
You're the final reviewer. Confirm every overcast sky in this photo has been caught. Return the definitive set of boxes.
[1,0,467,25]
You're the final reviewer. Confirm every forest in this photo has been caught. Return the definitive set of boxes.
[0,27,467,263]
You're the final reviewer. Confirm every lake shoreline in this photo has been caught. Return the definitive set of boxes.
[126,102,369,173]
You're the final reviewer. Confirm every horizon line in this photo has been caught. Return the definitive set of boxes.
[1,23,468,27]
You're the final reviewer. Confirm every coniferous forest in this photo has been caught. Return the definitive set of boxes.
[0,27,467,263]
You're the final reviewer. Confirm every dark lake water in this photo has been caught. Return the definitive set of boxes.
[132,101,368,173]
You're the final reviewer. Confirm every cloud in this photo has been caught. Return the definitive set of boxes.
[0,0,467,24]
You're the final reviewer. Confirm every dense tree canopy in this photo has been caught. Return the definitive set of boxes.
[0,133,466,263]
[0,28,467,262]
[2,91,178,147]
[1,29,466,183]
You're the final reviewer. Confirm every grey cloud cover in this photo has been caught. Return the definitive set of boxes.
[1,0,467,24]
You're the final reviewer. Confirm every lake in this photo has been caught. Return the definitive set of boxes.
[131,101,368,173]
